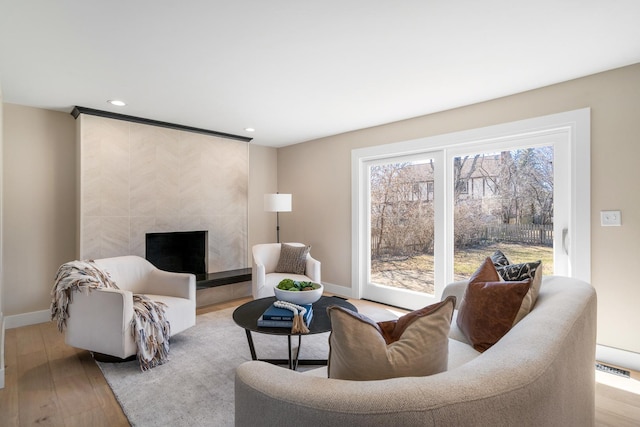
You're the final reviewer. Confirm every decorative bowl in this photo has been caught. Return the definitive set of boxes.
[274,282,323,305]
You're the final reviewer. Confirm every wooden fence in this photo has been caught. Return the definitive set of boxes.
[482,224,553,246]
[372,223,553,256]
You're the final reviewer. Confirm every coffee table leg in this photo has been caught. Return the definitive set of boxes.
[245,329,257,360]
[293,335,302,370]
[244,329,322,370]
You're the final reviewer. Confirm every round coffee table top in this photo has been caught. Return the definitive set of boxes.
[233,295,357,336]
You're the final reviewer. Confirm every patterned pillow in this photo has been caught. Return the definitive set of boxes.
[490,250,510,267]
[274,244,310,274]
[327,296,456,380]
[496,260,541,282]
[497,260,543,324]
[456,258,531,352]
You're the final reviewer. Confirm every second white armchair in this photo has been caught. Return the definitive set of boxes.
[251,243,321,299]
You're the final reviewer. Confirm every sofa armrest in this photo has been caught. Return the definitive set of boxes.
[305,255,321,283]
[145,269,195,300]
[442,281,468,308]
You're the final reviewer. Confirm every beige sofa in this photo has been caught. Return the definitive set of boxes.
[235,276,597,426]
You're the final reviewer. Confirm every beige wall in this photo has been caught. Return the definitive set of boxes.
[278,63,640,355]
[1,86,4,315]
[248,144,278,248]
[2,104,76,316]
[1,83,5,389]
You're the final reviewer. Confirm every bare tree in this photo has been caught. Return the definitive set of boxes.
[495,148,553,225]
[370,163,407,258]
[370,161,436,258]
[371,147,554,255]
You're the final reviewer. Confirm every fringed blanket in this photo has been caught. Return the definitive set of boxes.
[51,260,171,371]
[131,294,170,371]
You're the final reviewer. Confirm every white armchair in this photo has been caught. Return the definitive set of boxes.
[64,255,196,359]
[251,243,321,299]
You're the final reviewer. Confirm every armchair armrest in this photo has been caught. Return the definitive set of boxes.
[65,287,136,358]
[145,269,195,300]
[305,255,321,283]
[252,262,266,299]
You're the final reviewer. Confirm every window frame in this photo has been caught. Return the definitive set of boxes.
[351,108,590,304]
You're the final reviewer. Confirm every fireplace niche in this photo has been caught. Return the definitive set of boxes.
[145,231,207,280]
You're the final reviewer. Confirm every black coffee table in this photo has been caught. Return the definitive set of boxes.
[232,295,357,370]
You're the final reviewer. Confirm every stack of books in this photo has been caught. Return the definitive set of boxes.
[257,302,313,328]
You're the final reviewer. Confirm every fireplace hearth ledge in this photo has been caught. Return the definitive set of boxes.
[196,268,252,290]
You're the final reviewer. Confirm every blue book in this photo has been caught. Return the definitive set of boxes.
[258,308,313,328]
[262,303,313,321]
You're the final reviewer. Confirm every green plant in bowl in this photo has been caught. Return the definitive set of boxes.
[277,279,319,292]
[274,279,323,304]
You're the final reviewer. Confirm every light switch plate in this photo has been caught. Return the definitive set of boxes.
[601,210,621,226]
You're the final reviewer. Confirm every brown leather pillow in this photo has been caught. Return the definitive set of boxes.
[456,258,531,352]
[377,297,457,344]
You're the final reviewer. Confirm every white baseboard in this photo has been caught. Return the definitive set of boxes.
[596,344,640,372]
[321,281,356,299]
[5,309,50,329]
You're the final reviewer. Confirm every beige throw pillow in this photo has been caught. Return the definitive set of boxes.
[274,244,310,275]
[327,296,456,381]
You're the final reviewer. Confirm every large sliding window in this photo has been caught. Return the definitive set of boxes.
[352,109,590,309]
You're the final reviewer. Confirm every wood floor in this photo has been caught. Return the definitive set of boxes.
[1,296,638,426]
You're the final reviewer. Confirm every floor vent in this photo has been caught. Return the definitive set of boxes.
[596,363,631,378]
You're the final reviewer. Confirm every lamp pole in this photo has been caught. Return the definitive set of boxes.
[276,211,281,243]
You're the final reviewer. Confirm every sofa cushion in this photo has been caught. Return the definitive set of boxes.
[448,309,471,345]
[448,337,481,369]
[275,244,310,275]
[327,296,455,380]
[456,258,531,352]
[146,294,196,336]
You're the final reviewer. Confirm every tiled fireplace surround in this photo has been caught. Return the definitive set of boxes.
[77,114,249,285]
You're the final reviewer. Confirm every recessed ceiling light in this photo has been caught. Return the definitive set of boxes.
[245,127,255,132]
[107,99,126,107]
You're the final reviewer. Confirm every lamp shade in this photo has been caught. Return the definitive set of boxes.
[264,193,292,212]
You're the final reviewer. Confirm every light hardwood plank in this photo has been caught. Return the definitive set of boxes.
[63,406,116,427]
[0,328,19,427]
[15,324,44,356]
[53,373,102,419]
[78,351,129,426]
[17,349,63,426]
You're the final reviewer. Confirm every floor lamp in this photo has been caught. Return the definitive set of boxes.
[264,193,292,243]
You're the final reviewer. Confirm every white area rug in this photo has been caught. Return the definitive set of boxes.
[97,307,330,426]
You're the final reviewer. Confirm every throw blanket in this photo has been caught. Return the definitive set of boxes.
[50,260,171,371]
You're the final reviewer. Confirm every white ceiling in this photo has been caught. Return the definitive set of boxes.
[1,1,640,147]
